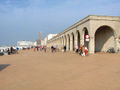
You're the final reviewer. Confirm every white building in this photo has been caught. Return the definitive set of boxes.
[17,41,35,49]
[41,34,57,46]
[33,41,37,46]
[47,34,57,40]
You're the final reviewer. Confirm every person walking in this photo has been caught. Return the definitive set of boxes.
[16,47,19,54]
[51,46,54,53]
[85,47,88,56]
[79,45,83,55]
[75,45,78,53]
[33,47,36,52]
[36,46,39,51]
[10,47,13,54]
[40,46,42,51]
[7,48,10,55]
[64,45,66,52]
[81,45,85,56]
[54,45,56,52]
[43,46,47,52]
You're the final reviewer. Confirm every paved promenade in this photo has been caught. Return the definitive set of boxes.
[0,50,120,90]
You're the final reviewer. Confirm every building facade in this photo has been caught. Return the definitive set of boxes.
[41,34,57,46]
[17,41,34,48]
[47,15,120,54]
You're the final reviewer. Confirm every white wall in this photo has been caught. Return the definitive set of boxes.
[42,34,57,46]
[17,41,34,47]
[48,34,57,40]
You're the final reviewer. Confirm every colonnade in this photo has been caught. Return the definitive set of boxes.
[47,15,120,54]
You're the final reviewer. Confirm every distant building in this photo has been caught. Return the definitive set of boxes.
[41,40,45,46]
[33,41,37,46]
[17,41,34,49]
[36,32,43,46]
[41,34,57,46]
[47,34,58,40]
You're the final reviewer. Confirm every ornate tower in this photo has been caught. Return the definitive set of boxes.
[37,32,43,46]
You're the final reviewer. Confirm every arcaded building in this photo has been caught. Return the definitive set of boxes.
[47,15,120,54]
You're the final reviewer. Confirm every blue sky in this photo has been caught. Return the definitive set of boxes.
[0,0,120,45]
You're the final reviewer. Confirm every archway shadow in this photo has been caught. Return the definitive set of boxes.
[95,26,114,52]
[0,64,10,71]
[76,31,80,48]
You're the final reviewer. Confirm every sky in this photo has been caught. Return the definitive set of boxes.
[0,0,120,46]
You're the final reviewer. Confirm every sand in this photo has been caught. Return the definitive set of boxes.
[0,50,120,90]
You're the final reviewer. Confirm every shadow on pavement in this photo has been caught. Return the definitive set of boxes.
[0,64,10,71]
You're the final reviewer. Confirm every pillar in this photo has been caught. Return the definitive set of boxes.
[74,33,77,48]
[80,31,84,46]
[89,36,95,54]
[67,36,69,51]
[70,35,73,51]
[114,37,118,53]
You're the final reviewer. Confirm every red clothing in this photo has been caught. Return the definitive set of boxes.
[33,48,36,51]
[85,48,88,56]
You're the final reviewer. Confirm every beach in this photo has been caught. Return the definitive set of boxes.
[0,50,120,90]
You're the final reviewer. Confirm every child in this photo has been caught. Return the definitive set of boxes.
[82,45,85,56]
[85,47,88,56]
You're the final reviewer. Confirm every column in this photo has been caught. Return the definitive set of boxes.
[70,35,73,51]
[80,31,84,46]
[67,36,69,51]
[74,33,77,48]
[89,36,95,54]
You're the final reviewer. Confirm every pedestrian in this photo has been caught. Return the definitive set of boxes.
[16,47,19,54]
[7,48,10,55]
[51,46,54,52]
[40,46,42,51]
[81,45,85,56]
[43,46,47,52]
[10,47,13,54]
[79,45,83,55]
[33,47,36,52]
[64,45,66,52]
[37,46,39,51]
[75,45,78,53]
[54,45,56,52]
[85,47,88,56]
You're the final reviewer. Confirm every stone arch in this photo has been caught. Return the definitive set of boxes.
[95,25,116,52]
[76,30,80,48]
[64,35,67,46]
[81,27,89,49]
[67,34,70,50]
[61,36,64,47]
[71,32,75,51]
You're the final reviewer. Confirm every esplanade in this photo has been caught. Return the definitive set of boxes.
[47,15,120,54]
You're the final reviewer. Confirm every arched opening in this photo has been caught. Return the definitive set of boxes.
[64,36,67,46]
[71,33,75,51]
[83,28,89,49]
[95,26,115,52]
[76,31,80,48]
[68,34,70,50]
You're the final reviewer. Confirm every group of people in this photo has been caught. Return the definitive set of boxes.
[33,45,57,53]
[33,45,88,56]
[33,46,47,52]
[51,45,57,52]
[75,45,88,56]
[0,47,19,56]
[8,47,19,55]
[62,45,88,56]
